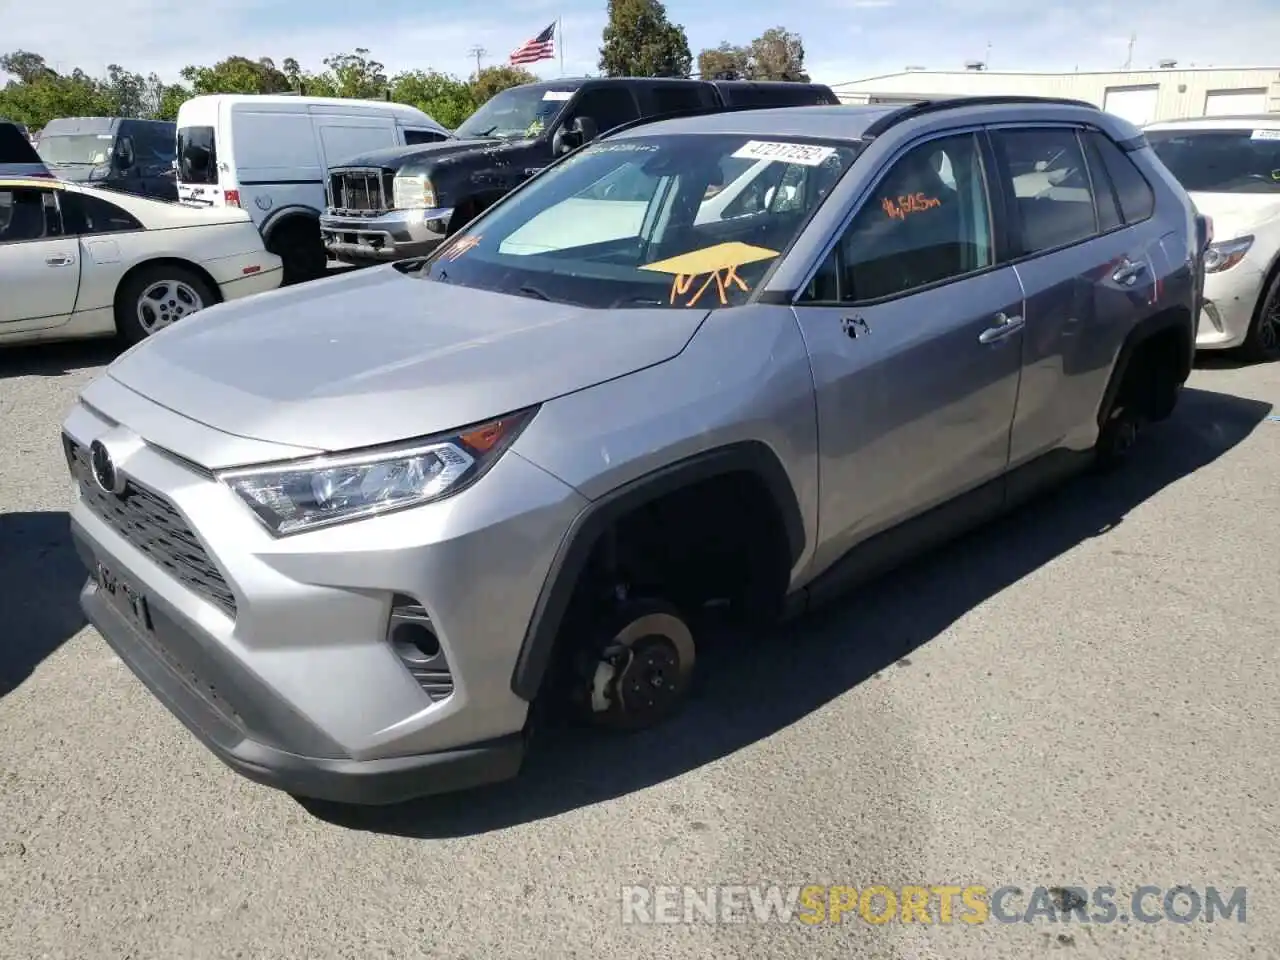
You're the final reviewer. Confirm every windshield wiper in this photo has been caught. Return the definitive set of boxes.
[516,284,554,302]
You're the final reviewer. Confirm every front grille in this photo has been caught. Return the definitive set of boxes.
[66,437,238,618]
[327,168,393,216]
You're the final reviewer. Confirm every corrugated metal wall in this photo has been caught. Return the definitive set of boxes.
[832,68,1280,121]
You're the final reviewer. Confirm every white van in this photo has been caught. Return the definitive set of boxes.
[175,94,451,283]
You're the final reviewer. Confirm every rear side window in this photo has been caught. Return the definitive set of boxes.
[650,84,710,115]
[992,127,1098,255]
[404,129,448,145]
[177,125,217,184]
[569,87,640,136]
[1087,131,1155,224]
[67,192,143,234]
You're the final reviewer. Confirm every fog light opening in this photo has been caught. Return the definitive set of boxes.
[391,621,440,661]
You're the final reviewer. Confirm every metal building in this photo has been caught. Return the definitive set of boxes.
[830,64,1280,125]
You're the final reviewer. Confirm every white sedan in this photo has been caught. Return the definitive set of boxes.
[0,175,282,347]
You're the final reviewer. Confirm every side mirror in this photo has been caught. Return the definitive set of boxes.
[572,116,598,143]
[552,127,574,157]
[116,137,135,171]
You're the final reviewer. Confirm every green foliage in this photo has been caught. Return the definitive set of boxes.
[0,47,544,133]
[696,27,809,82]
[599,0,692,78]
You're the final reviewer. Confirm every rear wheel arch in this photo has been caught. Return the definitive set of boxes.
[112,258,222,344]
[1097,306,1193,429]
[509,440,807,702]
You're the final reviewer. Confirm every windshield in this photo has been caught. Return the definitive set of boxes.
[411,133,860,309]
[454,86,577,140]
[38,133,114,166]
[1147,129,1280,193]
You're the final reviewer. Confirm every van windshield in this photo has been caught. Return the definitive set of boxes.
[38,134,113,166]
[177,125,218,184]
[410,133,859,309]
[454,86,577,140]
[1147,128,1280,193]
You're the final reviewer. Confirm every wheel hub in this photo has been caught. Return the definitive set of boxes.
[587,608,695,730]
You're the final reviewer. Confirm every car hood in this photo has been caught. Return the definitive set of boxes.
[335,138,496,171]
[1189,192,1280,240]
[105,265,709,454]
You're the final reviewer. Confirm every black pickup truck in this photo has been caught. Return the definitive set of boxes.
[320,76,840,265]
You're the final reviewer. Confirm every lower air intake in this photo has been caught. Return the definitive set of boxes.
[387,596,454,702]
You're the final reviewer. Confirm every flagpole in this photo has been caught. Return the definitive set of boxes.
[558,17,565,76]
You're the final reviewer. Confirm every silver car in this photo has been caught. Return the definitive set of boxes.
[64,97,1200,805]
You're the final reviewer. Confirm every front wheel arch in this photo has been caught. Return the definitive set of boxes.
[509,440,806,703]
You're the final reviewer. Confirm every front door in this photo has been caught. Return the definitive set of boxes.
[0,184,80,331]
[791,131,1025,567]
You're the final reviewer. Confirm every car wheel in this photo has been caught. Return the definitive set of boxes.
[1094,402,1145,472]
[115,264,218,345]
[1240,274,1280,363]
[269,222,327,285]
[574,598,696,732]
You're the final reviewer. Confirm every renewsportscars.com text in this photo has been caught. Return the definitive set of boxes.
[620,884,1247,925]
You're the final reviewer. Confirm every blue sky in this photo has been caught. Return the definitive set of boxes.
[2,0,1279,88]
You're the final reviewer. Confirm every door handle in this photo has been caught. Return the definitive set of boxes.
[45,254,75,267]
[978,311,1024,344]
[1112,259,1146,285]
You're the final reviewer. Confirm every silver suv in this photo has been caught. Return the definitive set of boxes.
[63,97,1201,805]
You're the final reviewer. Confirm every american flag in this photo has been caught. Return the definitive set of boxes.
[510,22,557,65]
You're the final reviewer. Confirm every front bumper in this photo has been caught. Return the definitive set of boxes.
[1197,262,1265,350]
[320,207,454,263]
[62,386,588,803]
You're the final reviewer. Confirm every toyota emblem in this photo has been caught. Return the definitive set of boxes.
[90,439,125,495]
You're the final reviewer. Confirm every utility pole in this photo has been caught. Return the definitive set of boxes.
[468,46,486,74]
[1123,33,1136,70]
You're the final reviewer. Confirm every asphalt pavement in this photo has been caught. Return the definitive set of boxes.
[1,339,1278,959]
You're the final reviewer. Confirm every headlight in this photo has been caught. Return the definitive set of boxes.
[1204,235,1253,273]
[392,174,437,210]
[217,409,535,536]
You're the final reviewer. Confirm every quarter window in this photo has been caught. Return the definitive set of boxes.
[404,129,448,145]
[801,132,994,303]
[993,127,1098,255]
[1086,130,1155,223]
[72,193,143,234]
[0,187,62,243]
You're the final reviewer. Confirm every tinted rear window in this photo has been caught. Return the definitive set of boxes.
[177,125,217,184]
[0,122,42,164]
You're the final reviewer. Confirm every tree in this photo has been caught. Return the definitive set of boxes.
[390,70,475,128]
[599,0,692,78]
[469,65,538,104]
[749,27,808,82]
[180,56,292,96]
[321,48,388,100]
[696,42,749,80]
[0,50,57,84]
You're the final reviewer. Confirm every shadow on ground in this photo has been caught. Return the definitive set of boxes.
[303,386,1273,838]
[0,512,86,699]
[0,340,120,380]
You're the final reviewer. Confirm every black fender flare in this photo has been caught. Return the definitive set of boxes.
[260,205,321,244]
[1096,307,1194,428]
[509,440,807,701]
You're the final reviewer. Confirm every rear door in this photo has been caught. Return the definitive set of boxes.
[791,130,1026,557]
[0,183,80,331]
[987,124,1160,465]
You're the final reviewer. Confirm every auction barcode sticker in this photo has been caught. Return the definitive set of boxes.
[1250,129,1280,141]
[731,140,837,166]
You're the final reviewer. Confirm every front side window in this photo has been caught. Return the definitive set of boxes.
[992,127,1099,255]
[177,125,218,184]
[412,133,860,309]
[454,86,577,141]
[801,132,993,304]
[404,129,448,145]
[566,88,641,137]
[0,187,62,243]
[1146,128,1280,195]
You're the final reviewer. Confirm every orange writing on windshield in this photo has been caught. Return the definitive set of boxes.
[667,266,750,306]
[882,193,941,220]
[640,241,779,308]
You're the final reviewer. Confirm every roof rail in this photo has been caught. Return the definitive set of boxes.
[861,95,1099,138]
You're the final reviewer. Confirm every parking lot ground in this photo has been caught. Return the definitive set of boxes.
[1,343,1278,959]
